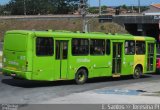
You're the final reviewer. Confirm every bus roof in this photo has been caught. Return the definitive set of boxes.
[6,30,155,41]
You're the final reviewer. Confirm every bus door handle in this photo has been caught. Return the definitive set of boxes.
[105,66,110,68]
[37,69,43,72]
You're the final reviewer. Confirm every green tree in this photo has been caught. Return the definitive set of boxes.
[0,5,4,15]
[121,4,127,9]
[88,7,99,14]
[54,0,79,14]
[5,0,79,15]
[5,0,24,15]
[101,5,107,11]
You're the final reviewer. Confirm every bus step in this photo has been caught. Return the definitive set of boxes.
[112,74,121,78]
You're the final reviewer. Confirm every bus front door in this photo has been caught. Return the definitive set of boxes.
[55,40,68,80]
[147,43,154,72]
[112,42,122,76]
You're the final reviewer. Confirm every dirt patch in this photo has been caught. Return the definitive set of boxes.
[0,19,127,41]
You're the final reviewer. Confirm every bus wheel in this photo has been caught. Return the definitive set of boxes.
[75,69,88,85]
[133,66,142,79]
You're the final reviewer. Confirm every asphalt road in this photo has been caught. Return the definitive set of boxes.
[0,73,160,104]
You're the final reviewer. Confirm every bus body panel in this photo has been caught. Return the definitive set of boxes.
[31,36,54,81]
[88,56,112,77]
[134,55,145,72]
[133,37,145,74]
[119,40,135,75]
[123,51,135,75]
[69,56,90,78]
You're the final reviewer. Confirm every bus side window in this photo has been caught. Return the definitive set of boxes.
[72,38,89,56]
[106,40,110,55]
[125,40,135,55]
[36,37,54,56]
[136,41,145,55]
[90,39,105,55]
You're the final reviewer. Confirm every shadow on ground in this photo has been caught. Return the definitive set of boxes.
[87,75,151,83]
[149,72,160,75]
[1,75,152,88]
[1,78,75,88]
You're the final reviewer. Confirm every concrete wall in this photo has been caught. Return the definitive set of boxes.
[113,15,159,24]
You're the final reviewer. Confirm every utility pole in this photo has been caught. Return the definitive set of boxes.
[99,0,101,15]
[138,0,141,13]
[132,4,134,13]
[79,0,88,32]
[24,0,26,15]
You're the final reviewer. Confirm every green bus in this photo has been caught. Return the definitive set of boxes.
[2,30,156,84]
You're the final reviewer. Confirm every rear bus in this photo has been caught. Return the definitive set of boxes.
[2,31,32,79]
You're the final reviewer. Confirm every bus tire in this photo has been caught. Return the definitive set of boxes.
[75,69,88,85]
[133,66,142,79]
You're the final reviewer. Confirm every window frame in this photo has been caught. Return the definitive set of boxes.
[136,41,146,55]
[106,39,111,55]
[36,37,54,56]
[90,39,105,56]
[125,40,135,55]
[72,38,89,56]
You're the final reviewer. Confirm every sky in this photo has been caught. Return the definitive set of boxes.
[89,0,160,6]
[0,0,9,5]
[0,0,160,6]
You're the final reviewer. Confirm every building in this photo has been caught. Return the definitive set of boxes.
[144,3,160,15]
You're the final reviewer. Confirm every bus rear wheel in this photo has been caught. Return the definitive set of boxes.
[133,66,142,79]
[75,69,88,85]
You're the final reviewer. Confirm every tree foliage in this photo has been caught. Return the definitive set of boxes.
[88,7,99,14]
[3,0,79,15]
[120,5,149,12]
